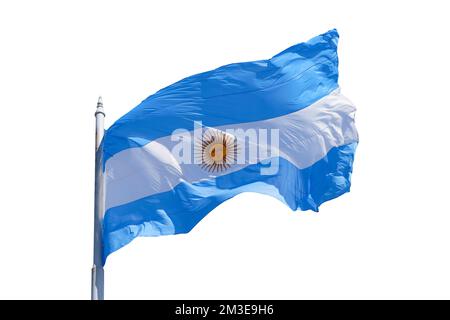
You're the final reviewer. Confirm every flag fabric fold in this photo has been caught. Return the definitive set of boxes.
[101,29,358,263]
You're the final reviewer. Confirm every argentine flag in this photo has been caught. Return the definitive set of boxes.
[101,29,358,263]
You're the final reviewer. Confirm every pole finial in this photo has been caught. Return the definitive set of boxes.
[97,96,103,106]
[95,96,105,117]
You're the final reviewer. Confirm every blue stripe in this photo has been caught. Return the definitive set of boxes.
[103,29,339,163]
[102,141,357,264]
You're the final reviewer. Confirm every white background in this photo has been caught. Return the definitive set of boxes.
[0,0,449,299]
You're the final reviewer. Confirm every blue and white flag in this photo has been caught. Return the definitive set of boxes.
[101,29,358,263]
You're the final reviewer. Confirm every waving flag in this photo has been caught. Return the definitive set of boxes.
[101,29,358,263]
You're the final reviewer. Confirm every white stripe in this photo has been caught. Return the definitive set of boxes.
[105,89,358,211]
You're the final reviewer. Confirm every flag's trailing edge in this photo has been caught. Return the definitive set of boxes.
[101,29,358,264]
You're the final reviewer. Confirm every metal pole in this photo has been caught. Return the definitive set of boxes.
[92,96,105,300]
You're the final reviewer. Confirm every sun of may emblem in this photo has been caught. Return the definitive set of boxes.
[196,129,237,173]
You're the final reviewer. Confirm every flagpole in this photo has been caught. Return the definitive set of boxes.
[92,96,105,300]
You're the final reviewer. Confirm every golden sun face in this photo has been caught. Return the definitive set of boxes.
[196,130,236,173]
